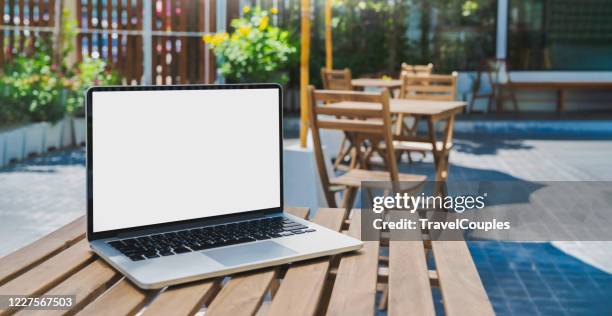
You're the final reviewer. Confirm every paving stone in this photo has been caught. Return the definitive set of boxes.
[0,148,85,256]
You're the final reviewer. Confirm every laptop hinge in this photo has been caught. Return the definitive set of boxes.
[113,211,275,239]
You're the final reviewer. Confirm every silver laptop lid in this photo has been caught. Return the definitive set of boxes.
[86,84,283,240]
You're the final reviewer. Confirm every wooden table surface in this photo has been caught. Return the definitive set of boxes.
[327,99,466,116]
[351,78,402,89]
[0,208,493,316]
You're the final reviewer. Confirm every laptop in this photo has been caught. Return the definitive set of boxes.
[86,84,363,289]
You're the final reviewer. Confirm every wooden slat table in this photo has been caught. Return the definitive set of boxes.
[392,99,465,183]
[327,99,466,182]
[0,208,493,316]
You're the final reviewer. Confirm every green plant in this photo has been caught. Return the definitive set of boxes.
[275,0,495,87]
[64,58,120,117]
[59,6,119,117]
[57,8,79,75]
[0,50,65,123]
[0,83,28,126]
[0,8,119,125]
[204,6,297,84]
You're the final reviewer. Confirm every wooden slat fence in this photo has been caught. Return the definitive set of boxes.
[77,0,144,84]
[77,0,215,84]
[0,0,305,112]
[0,0,56,65]
[1,0,216,85]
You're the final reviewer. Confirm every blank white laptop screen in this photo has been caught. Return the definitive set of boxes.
[91,88,281,233]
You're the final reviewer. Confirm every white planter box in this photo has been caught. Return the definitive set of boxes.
[307,129,344,161]
[3,127,25,163]
[44,120,65,151]
[73,117,86,146]
[23,122,46,157]
[60,116,73,147]
[283,142,336,216]
[0,134,5,167]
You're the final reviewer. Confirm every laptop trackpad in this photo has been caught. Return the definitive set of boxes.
[204,241,297,267]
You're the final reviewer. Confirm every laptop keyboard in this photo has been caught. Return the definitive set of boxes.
[107,217,316,261]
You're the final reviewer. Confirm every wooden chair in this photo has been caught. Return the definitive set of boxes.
[321,68,353,90]
[401,63,434,76]
[469,58,519,113]
[308,86,426,211]
[490,59,519,112]
[398,72,457,101]
[394,72,458,162]
[320,68,355,171]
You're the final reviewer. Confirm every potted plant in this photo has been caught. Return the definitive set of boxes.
[0,51,65,157]
[64,57,119,146]
[0,132,4,167]
[204,6,296,84]
[0,79,28,165]
[2,127,25,164]
[0,10,119,162]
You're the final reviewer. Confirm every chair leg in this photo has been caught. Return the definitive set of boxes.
[468,94,476,114]
[333,138,351,171]
[341,187,358,212]
[510,89,519,112]
[487,95,494,113]
[378,148,389,169]
[401,115,421,164]
[394,149,403,164]
[363,147,375,170]
[495,90,503,113]
[378,284,389,311]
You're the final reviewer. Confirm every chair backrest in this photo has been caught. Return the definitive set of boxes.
[308,87,399,206]
[321,68,353,90]
[399,72,458,101]
[401,63,434,76]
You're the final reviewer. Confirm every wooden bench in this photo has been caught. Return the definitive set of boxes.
[0,208,493,316]
[502,81,612,113]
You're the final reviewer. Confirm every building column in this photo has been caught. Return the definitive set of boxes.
[496,0,508,59]
[142,0,153,84]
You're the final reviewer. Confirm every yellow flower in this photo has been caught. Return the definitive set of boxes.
[205,32,229,46]
[243,6,251,14]
[210,32,229,45]
[238,25,251,37]
[382,75,391,81]
[259,16,269,31]
[271,7,278,14]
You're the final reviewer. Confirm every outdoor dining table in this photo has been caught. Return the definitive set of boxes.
[351,78,402,91]
[0,207,493,316]
[327,99,466,182]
